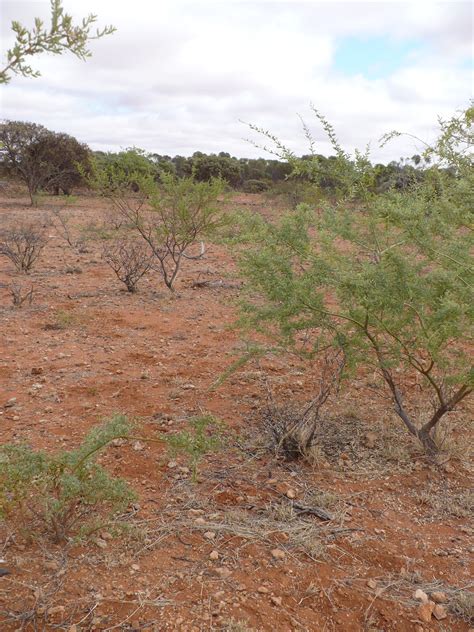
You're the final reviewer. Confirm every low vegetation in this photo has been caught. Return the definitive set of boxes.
[0,415,135,543]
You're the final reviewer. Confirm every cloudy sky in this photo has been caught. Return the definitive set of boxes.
[0,0,472,162]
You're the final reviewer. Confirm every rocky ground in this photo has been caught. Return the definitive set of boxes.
[0,189,472,631]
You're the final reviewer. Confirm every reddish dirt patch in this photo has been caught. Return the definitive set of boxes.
[0,190,472,631]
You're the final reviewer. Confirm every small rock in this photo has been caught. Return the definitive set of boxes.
[257,586,269,594]
[430,591,448,604]
[4,397,17,408]
[414,589,429,603]
[167,461,178,469]
[131,564,140,571]
[271,548,286,560]
[95,538,107,549]
[215,567,231,579]
[133,441,145,451]
[209,550,219,561]
[443,463,455,474]
[367,579,377,589]
[365,432,377,448]
[31,367,43,375]
[417,601,435,623]
[194,517,206,525]
[204,531,216,540]
[432,604,447,620]
[271,596,282,606]
[48,605,65,616]
[286,488,296,499]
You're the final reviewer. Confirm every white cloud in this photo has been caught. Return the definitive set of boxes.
[0,1,471,161]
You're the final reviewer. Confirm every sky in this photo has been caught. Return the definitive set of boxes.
[0,0,472,162]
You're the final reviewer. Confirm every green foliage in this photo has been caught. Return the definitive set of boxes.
[238,105,473,454]
[163,415,224,481]
[0,415,136,542]
[89,153,227,290]
[1,0,115,84]
[0,120,91,205]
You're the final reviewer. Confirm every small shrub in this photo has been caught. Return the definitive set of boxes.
[242,179,270,193]
[261,351,345,461]
[163,414,224,481]
[50,206,87,253]
[8,281,34,307]
[0,415,136,543]
[102,239,153,292]
[0,222,47,272]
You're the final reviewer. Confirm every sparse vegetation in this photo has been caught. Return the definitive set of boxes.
[0,415,136,543]
[0,222,48,272]
[163,414,224,481]
[102,238,153,292]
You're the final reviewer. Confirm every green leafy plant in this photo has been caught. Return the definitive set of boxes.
[1,0,115,84]
[88,151,227,290]
[163,415,224,481]
[0,415,136,542]
[238,105,473,455]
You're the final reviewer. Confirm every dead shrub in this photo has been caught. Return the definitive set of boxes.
[50,207,87,253]
[0,222,47,272]
[9,281,34,307]
[102,239,153,292]
[261,350,345,461]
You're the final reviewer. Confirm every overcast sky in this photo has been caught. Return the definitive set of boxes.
[0,0,472,162]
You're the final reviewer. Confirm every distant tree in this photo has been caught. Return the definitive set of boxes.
[0,0,115,84]
[41,132,91,195]
[0,120,90,203]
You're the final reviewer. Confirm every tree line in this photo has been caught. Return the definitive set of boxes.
[0,119,456,205]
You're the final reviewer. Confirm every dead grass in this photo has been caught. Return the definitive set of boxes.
[450,589,474,623]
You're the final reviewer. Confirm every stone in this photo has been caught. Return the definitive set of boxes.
[414,589,429,603]
[365,432,377,448]
[367,579,377,589]
[209,550,219,561]
[271,548,286,560]
[417,601,434,623]
[286,488,296,499]
[257,586,269,594]
[432,604,447,620]
[95,538,107,549]
[4,397,17,408]
[271,596,282,606]
[194,517,206,525]
[215,567,231,579]
[430,591,448,603]
[204,531,216,540]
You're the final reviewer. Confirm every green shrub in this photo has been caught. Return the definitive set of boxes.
[0,415,136,542]
[238,106,473,455]
[242,179,270,193]
[163,414,224,481]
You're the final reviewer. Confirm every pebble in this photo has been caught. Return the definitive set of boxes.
[417,601,435,623]
[271,548,286,560]
[286,488,296,499]
[367,579,377,589]
[209,550,219,561]
[414,589,429,603]
[271,596,282,606]
[433,604,447,620]
[430,591,448,603]
[204,531,216,540]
